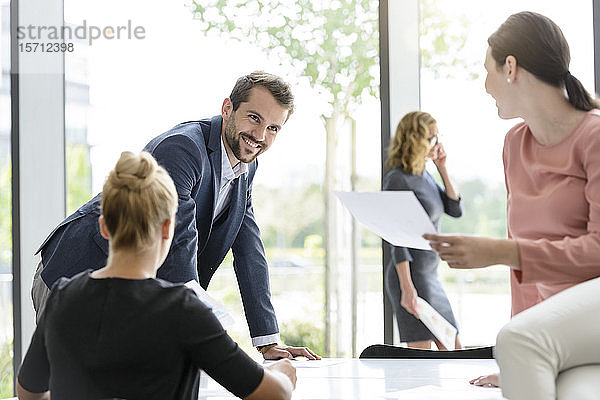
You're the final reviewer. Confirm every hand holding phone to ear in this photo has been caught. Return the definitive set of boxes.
[431,143,446,168]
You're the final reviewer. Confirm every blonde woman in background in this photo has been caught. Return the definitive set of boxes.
[17,152,296,400]
[383,111,463,349]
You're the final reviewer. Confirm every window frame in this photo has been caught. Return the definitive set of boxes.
[11,0,66,393]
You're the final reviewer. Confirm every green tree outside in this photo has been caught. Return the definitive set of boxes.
[438,177,507,238]
[190,0,478,356]
[0,160,11,269]
[66,143,93,215]
[0,340,12,397]
[0,158,12,397]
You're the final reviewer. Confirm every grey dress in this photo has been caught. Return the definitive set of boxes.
[383,167,462,342]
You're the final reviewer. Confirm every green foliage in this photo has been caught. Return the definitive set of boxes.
[439,177,507,238]
[221,289,244,311]
[0,160,11,268]
[254,173,507,259]
[420,0,477,80]
[0,145,92,266]
[303,234,322,250]
[0,161,12,396]
[192,1,476,115]
[254,183,324,249]
[66,144,93,215]
[0,339,13,398]
[280,319,325,356]
[191,0,379,118]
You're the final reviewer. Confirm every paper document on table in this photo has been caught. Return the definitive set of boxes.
[385,385,502,399]
[335,191,436,250]
[185,280,235,328]
[263,359,344,368]
[416,297,457,350]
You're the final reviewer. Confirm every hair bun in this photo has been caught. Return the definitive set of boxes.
[109,151,157,191]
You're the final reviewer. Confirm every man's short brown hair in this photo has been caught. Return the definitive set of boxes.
[229,71,295,117]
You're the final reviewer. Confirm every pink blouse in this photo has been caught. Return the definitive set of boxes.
[503,109,600,315]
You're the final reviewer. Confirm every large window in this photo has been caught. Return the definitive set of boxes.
[64,0,381,358]
[65,31,91,215]
[418,0,595,345]
[0,1,11,396]
[2,2,596,399]
[63,0,597,361]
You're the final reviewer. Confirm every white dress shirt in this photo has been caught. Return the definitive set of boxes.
[213,136,248,222]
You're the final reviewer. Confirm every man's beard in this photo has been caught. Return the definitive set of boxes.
[224,114,263,163]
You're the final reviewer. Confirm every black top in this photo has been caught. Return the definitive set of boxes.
[18,271,264,399]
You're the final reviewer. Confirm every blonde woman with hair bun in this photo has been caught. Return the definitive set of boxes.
[18,152,296,400]
[383,111,463,350]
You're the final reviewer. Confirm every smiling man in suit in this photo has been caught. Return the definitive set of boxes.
[33,71,319,360]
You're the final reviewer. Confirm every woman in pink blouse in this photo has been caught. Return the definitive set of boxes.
[424,11,600,394]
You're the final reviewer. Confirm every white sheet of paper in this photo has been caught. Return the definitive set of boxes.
[263,359,345,368]
[415,297,457,350]
[335,191,436,250]
[185,280,235,328]
[385,385,502,400]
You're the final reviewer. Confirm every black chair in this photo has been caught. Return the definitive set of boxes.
[359,344,494,359]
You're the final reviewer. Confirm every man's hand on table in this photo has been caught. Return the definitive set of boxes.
[262,344,321,360]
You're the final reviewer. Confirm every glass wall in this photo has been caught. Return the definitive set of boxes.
[62,0,596,358]
[63,0,380,358]
[418,0,595,345]
[0,0,11,396]
[65,30,92,215]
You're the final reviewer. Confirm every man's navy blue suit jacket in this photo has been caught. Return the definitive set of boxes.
[37,115,279,340]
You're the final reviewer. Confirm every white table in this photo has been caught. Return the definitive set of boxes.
[198,358,503,399]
